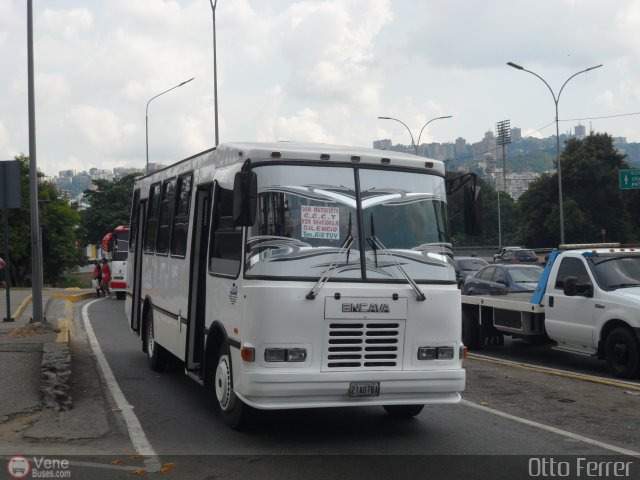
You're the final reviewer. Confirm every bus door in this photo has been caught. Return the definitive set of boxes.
[186,185,212,373]
[130,199,146,333]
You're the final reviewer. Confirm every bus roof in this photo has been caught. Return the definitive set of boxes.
[225,141,443,172]
[139,142,445,182]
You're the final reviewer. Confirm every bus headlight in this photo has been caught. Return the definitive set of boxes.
[417,346,455,360]
[264,348,307,362]
[437,347,454,360]
[286,348,307,362]
[264,348,286,362]
[417,347,436,360]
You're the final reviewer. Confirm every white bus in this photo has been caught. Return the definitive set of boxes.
[125,142,472,429]
[102,225,130,300]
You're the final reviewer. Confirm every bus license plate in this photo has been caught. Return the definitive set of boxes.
[348,382,380,397]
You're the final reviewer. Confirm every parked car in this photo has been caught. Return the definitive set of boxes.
[462,264,544,296]
[493,246,524,262]
[454,256,488,288]
[495,248,539,264]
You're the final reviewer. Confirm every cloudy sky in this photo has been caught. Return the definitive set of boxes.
[1,0,640,177]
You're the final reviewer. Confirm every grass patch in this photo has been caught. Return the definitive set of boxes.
[58,273,92,289]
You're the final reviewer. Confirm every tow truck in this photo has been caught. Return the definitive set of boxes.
[461,244,640,378]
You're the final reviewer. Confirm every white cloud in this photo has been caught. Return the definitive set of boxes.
[36,73,72,106]
[259,108,335,143]
[40,8,93,38]
[66,105,130,150]
[595,89,617,109]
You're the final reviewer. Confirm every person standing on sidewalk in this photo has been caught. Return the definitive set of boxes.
[100,258,111,297]
[92,260,102,297]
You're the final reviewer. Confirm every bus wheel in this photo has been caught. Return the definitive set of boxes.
[383,404,424,418]
[214,342,251,429]
[144,311,165,372]
[116,291,125,300]
[605,327,640,379]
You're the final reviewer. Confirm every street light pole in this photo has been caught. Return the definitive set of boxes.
[145,77,195,174]
[507,61,602,244]
[27,0,44,324]
[209,0,219,147]
[416,116,453,151]
[378,115,452,155]
[378,116,416,154]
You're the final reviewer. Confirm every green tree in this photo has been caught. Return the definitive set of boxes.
[79,173,139,245]
[518,133,638,247]
[0,155,83,286]
[447,173,521,247]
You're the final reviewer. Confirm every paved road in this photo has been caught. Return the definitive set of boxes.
[84,299,640,479]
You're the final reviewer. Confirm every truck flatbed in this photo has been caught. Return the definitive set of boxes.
[461,292,545,313]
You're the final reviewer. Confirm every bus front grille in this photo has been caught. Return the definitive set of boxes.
[321,320,405,371]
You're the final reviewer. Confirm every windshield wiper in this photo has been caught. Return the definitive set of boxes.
[306,213,354,300]
[368,233,426,302]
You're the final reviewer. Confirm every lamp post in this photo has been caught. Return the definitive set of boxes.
[378,115,452,155]
[209,0,219,147]
[145,77,195,174]
[507,61,602,245]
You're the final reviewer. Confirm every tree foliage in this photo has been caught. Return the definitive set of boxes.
[0,155,83,286]
[447,173,520,247]
[78,173,139,245]
[518,133,640,247]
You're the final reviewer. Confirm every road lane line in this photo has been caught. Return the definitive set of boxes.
[461,399,640,457]
[81,299,162,472]
[13,293,32,320]
[469,353,640,391]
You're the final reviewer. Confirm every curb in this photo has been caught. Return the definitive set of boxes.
[51,292,96,303]
[39,294,93,412]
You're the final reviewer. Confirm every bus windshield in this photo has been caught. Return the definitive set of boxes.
[245,164,453,282]
[113,238,129,261]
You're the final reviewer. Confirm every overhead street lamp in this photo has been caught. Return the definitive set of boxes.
[507,61,602,245]
[378,115,452,155]
[145,77,195,174]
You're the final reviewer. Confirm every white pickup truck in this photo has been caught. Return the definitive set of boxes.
[461,244,640,378]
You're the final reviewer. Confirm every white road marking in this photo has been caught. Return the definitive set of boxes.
[461,399,640,457]
[81,300,162,472]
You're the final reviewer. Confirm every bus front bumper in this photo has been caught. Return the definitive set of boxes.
[235,368,465,410]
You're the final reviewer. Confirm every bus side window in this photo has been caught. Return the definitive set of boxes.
[156,178,177,255]
[129,189,140,253]
[144,183,161,253]
[170,173,193,257]
[209,186,242,277]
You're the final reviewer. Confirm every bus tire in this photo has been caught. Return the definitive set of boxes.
[605,327,640,379]
[213,341,252,429]
[383,404,424,418]
[462,310,481,350]
[144,311,165,372]
[116,291,125,300]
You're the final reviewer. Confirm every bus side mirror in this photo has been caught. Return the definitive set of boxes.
[233,171,257,226]
[464,185,483,235]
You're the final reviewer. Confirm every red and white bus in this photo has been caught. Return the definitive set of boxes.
[101,225,130,300]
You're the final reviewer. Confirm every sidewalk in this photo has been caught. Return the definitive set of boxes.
[0,287,135,456]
